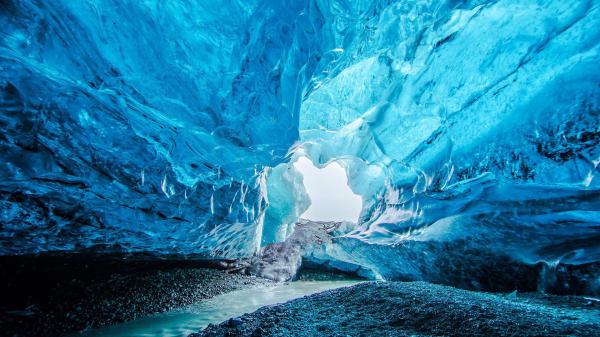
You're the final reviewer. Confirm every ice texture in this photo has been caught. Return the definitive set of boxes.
[0,0,599,291]
[295,0,600,293]
[0,0,300,256]
[262,161,310,246]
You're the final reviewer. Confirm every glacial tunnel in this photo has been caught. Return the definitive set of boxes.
[1,0,599,299]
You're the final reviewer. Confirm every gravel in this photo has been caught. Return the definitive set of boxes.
[194,281,600,337]
[0,255,272,337]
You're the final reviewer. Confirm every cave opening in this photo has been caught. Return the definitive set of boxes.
[292,156,362,223]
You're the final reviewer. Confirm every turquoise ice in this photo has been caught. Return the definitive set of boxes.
[0,0,598,292]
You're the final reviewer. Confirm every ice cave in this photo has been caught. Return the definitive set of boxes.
[0,1,599,336]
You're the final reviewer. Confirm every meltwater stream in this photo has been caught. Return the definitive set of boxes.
[72,280,360,337]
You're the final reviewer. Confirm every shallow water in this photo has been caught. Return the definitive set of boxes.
[70,280,360,337]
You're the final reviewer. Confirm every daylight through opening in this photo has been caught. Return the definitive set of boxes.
[293,157,362,223]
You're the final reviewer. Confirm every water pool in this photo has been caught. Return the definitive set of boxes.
[70,280,360,337]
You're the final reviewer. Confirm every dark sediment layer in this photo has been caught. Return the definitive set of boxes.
[194,281,600,337]
[295,263,367,282]
[0,253,272,337]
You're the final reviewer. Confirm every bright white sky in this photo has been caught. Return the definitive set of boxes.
[293,156,362,222]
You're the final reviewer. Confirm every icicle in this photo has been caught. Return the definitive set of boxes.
[161,175,169,198]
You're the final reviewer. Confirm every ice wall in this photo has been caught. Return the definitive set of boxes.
[261,161,310,246]
[0,0,598,292]
[295,0,600,294]
[0,0,320,256]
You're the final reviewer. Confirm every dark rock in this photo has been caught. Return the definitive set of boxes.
[228,318,243,327]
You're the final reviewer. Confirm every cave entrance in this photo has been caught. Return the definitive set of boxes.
[293,156,362,223]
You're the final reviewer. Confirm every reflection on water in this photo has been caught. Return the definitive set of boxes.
[71,280,360,337]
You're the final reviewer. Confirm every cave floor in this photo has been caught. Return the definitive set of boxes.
[72,279,361,337]
[195,281,600,337]
[0,254,273,337]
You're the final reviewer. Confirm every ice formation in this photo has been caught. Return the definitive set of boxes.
[1,1,599,293]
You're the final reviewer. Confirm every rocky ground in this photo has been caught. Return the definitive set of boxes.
[0,253,272,337]
[194,281,600,337]
[244,220,344,282]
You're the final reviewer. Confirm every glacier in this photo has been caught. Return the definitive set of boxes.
[0,0,599,294]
